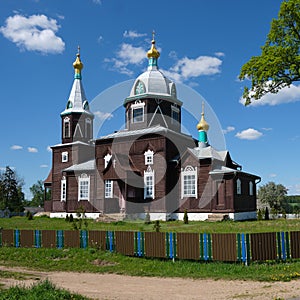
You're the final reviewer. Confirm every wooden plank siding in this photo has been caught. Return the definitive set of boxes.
[88,230,106,250]
[177,233,200,260]
[1,229,14,247]
[41,230,56,248]
[64,230,80,248]
[19,230,34,248]
[115,231,135,256]
[144,232,166,258]
[290,231,300,259]
[212,233,237,261]
[251,232,277,261]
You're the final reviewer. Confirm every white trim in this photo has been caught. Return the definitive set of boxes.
[63,117,70,138]
[144,149,154,165]
[74,123,83,138]
[61,151,68,163]
[181,165,197,198]
[104,153,112,168]
[61,176,67,201]
[148,105,168,128]
[78,174,90,201]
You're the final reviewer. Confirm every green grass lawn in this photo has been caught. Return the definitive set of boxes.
[0,247,300,282]
[1,216,300,233]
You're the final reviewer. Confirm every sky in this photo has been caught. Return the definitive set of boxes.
[1,0,300,200]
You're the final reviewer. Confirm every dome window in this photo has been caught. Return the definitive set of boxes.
[67,100,73,109]
[135,80,145,95]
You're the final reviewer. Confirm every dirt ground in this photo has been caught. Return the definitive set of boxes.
[1,266,300,300]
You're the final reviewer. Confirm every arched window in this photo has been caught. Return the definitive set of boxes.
[181,165,197,198]
[237,179,242,195]
[135,80,145,95]
[249,181,254,196]
[61,151,68,163]
[63,117,70,138]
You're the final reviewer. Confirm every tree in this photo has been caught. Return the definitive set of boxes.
[29,180,45,207]
[0,166,24,212]
[258,181,288,211]
[239,0,300,105]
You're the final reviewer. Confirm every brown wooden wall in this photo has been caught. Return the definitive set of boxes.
[115,231,135,256]
[290,231,300,259]
[1,229,14,246]
[144,232,166,258]
[88,230,106,250]
[41,230,56,248]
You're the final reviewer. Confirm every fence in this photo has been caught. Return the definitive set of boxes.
[0,229,299,264]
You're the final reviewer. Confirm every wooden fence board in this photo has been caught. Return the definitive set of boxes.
[41,230,56,248]
[251,232,277,261]
[145,232,165,258]
[20,230,34,248]
[115,231,134,256]
[177,233,199,260]
[64,230,80,248]
[1,229,14,247]
[88,231,106,250]
[212,233,237,261]
[290,231,300,259]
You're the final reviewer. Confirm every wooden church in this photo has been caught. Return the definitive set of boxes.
[44,38,260,221]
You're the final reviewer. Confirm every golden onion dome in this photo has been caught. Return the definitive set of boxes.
[197,102,209,131]
[73,46,83,76]
[147,32,160,59]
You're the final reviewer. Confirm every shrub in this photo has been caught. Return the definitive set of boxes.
[183,209,188,224]
[257,209,263,221]
[265,207,270,220]
[153,220,161,232]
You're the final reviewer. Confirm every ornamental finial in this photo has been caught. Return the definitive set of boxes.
[147,31,160,59]
[73,45,83,79]
[197,102,209,131]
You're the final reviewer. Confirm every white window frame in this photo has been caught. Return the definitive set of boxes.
[249,181,254,196]
[104,153,112,168]
[181,166,197,198]
[61,151,68,163]
[237,179,242,195]
[63,117,70,138]
[171,105,180,124]
[78,174,90,201]
[144,166,155,199]
[105,180,113,198]
[144,149,154,165]
[131,101,145,123]
[61,176,67,201]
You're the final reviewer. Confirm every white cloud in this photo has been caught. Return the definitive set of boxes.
[40,164,48,168]
[92,0,102,4]
[94,111,113,121]
[0,14,65,54]
[28,147,38,153]
[269,173,277,178]
[107,43,146,75]
[239,83,300,106]
[97,35,103,44]
[10,145,23,150]
[215,52,225,57]
[165,55,223,83]
[123,30,146,39]
[222,126,235,134]
[235,128,263,140]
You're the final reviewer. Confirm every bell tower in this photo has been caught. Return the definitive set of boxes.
[60,47,94,144]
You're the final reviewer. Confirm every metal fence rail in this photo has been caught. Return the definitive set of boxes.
[0,229,299,264]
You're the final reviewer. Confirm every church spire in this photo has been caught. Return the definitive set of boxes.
[197,102,209,147]
[147,31,160,70]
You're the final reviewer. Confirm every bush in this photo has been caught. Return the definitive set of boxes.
[69,214,74,222]
[257,209,263,221]
[265,207,270,220]
[153,220,161,232]
[183,209,188,224]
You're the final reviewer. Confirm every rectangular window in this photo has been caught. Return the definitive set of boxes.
[237,179,242,195]
[78,177,90,201]
[145,174,154,198]
[133,107,144,123]
[61,179,66,201]
[171,107,179,124]
[105,180,113,198]
[183,175,196,196]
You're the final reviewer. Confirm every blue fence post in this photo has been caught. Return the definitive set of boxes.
[14,229,20,248]
[34,230,41,248]
[137,231,142,257]
[203,233,208,261]
[281,232,286,260]
[107,231,114,252]
[80,230,88,249]
[56,230,64,249]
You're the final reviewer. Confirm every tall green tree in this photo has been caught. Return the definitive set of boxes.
[239,0,300,105]
[258,181,288,211]
[0,166,24,212]
[29,180,45,207]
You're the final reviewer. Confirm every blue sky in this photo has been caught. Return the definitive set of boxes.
[1,0,300,199]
